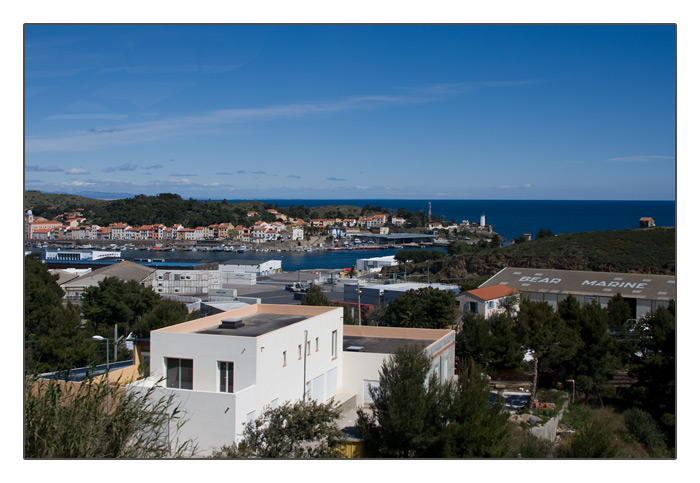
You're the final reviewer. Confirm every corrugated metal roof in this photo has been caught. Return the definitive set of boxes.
[62,261,155,288]
[480,267,676,300]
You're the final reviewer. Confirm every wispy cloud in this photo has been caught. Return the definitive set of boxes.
[171,173,199,177]
[608,155,674,163]
[103,163,140,173]
[26,81,533,154]
[88,127,126,134]
[498,183,532,190]
[26,164,64,172]
[67,168,90,175]
[327,176,346,182]
[287,174,302,179]
[216,172,234,175]
[237,170,267,175]
[46,114,129,121]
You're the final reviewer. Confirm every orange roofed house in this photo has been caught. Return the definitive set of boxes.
[456,285,520,321]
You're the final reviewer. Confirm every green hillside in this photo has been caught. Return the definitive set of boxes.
[432,227,675,282]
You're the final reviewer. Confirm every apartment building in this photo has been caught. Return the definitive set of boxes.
[127,304,455,455]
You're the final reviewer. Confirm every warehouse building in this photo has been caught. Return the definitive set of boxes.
[479,267,676,319]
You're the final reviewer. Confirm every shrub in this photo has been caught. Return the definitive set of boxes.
[24,375,196,458]
[623,407,667,454]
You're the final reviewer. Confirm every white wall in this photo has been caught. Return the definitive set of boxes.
[144,306,343,453]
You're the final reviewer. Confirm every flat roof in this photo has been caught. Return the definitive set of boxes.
[355,233,437,240]
[221,259,280,266]
[154,304,340,337]
[360,282,461,293]
[480,267,676,300]
[197,313,308,337]
[343,335,431,354]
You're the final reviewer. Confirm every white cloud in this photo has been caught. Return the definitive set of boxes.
[67,167,90,175]
[608,155,674,163]
[26,81,533,154]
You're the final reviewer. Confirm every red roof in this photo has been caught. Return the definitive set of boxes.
[467,285,519,301]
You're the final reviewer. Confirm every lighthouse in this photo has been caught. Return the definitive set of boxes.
[480,213,486,227]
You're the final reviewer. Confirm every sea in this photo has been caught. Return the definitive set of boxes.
[232,199,675,240]
[36,200,676,273]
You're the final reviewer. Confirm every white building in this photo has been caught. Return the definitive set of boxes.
[220,259,282,278]
[129,305,345,454]
[292,226,304,241]
[456,285,520,320]
[356,255,398,272]
[128,304,455,455]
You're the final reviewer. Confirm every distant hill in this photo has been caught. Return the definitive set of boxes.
[24,190,109,213]
[431,227,675,282]
[22,190,367,227]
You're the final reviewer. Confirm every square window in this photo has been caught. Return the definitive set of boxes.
[166,358,193,390]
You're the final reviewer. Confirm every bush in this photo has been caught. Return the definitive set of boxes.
[556,419,619,458]
[623,407,667,454]
[24,375,197,458]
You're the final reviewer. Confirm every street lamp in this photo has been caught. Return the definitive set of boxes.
[92,335,111,413]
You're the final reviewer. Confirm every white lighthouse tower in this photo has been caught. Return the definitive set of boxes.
[480,213,486,227]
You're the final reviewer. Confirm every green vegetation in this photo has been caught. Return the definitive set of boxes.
[456,312,523,371]
[24,190,108,220]
[25,254,95,374]
[24,254,197,373]
[300,285,356,324]
[381,287,456,329]
[356,347,510,458]
[24,375,196,458]
[394,249,446,264]
[432,228,675,283]
[212,400,345,458]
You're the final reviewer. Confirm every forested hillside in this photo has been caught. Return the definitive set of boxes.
[431,228,675,282]
[24,191,367,227]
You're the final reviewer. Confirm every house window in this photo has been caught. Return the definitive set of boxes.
[218,361,234,393]
[166,358,193,390]
[283,351,287,367]
[315,337,319,352]
[298,344,302,360]
[307,341,311,356]
[331,330,338,359]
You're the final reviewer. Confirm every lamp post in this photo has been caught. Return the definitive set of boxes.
[92,335,110,413]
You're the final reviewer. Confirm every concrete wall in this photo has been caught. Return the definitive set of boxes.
[141,305,343,453]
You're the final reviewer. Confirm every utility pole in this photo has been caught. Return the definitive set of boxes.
[357,280,362,326]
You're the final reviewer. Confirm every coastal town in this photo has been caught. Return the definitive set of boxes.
[24,203,495,251]
[23,23,677,464]
[24,194,676,459]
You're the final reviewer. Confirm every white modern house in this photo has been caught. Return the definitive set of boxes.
[128,303,455,455]
[129,304,344,454]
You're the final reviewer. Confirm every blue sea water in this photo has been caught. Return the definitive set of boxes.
[227,199,676,241]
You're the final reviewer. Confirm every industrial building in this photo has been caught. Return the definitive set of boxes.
[344,281,461,309]
[356,255,398,272]
[127,304,455,455]
[353,233,437,245]
[479,267,675,319]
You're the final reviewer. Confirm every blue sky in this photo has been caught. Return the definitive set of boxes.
[24,24,676,200]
